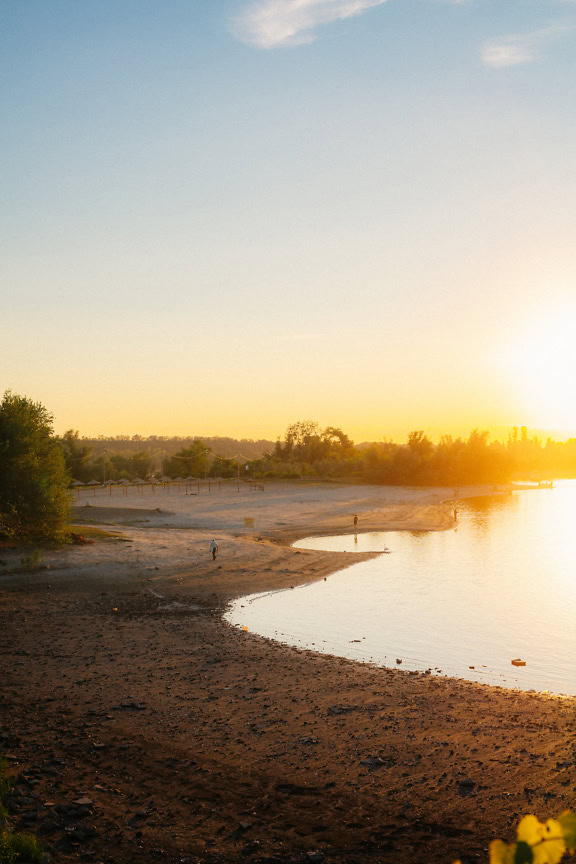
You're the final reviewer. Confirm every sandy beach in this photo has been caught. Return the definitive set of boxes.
[1,482,575,864]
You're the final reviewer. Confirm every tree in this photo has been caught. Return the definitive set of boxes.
[163,440,210,478]
[0,392,70,541]
[59,429,92,483]
[276,421,355,465]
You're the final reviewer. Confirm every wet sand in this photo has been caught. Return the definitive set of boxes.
[1,482,574,864]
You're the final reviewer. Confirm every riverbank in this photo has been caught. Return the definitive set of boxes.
[1,482,574,864]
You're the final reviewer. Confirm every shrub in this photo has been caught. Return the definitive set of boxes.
[0,831,43,864]
[0,392,70,542]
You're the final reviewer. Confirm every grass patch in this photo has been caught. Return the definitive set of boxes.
[0,831,43,864]
[0,757,42,863]
[18,551,43,571]
[67,525,129,541]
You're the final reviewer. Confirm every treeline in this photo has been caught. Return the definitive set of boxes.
[57,432,272,483]
[58,423,576,486]
[504,426,576,479]
[264,423,576,484]
[261,423,512,485]
[73,435,273,459]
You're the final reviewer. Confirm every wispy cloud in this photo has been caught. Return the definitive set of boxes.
[482,24,570,68]
[232,0,390,49]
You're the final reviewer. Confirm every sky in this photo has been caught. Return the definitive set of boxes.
[2,0,576,442]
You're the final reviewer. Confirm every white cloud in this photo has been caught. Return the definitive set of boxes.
[482,24,569,68]
[232,0,390,49]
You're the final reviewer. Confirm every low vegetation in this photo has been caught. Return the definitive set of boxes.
[0,757,43,864]
[481,809,576,864]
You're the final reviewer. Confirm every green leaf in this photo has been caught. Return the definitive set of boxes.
[515,842,534,864]
[559,811,576,853]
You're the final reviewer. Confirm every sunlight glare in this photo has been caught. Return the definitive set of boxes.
[503,306,576,434]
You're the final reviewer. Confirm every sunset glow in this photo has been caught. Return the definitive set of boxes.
[503,305,576,436]
[3,1,576,442]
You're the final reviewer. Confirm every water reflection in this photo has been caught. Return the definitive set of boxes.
[225,483,576,695]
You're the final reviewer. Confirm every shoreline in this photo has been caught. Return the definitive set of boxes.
[2,482,573,864]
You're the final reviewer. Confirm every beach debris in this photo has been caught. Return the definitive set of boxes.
[242,625,249,631]
[511,658,527,666]
[396,658,402,664]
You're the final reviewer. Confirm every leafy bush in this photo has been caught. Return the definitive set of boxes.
[0,831,43,864]
[0,392,70,542]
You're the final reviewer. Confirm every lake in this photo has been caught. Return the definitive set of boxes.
[225,481,576,694]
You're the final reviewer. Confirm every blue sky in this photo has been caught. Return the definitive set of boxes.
[2,0,576,439]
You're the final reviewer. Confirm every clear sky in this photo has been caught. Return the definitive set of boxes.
[2,0,576,442]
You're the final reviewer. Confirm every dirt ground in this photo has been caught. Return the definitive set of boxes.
[1,482,575,864]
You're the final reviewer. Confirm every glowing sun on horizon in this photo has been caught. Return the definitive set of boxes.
[504,309,576,434]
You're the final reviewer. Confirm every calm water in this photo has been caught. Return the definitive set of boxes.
[226,481,576,694]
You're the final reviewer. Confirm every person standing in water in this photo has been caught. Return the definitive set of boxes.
[210,538,218,560]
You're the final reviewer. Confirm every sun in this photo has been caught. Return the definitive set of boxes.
[503,306,576,434]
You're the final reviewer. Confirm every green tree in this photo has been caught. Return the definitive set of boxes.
[0,392,70,541]
[58,429,92,483]
[163,440,210,478]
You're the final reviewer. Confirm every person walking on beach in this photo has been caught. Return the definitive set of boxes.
[210,538,218,560]
[353,514,358,527]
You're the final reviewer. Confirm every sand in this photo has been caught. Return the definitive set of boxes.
[1,481,574,864]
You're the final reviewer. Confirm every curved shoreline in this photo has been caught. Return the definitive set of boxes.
[5,482,573,864]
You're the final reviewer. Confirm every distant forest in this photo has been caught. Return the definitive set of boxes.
[59,424,576,486]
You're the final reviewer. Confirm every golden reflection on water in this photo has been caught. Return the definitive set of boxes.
[226,482,576,695]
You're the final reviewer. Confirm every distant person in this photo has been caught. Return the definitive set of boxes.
[353,514,358,527]
[453,508,458,521]
[210,539,218,560]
